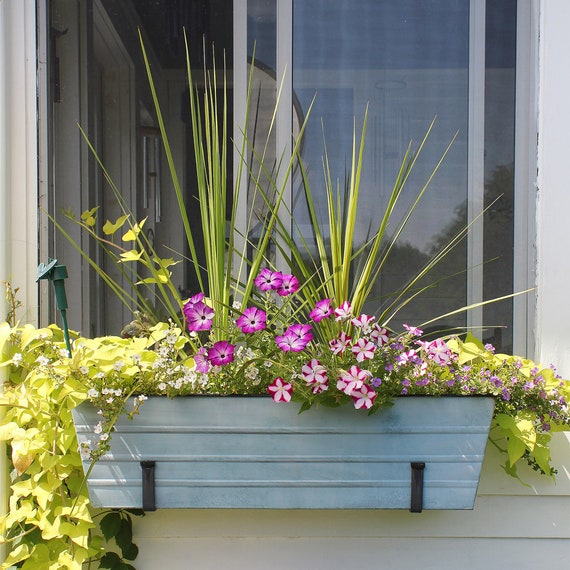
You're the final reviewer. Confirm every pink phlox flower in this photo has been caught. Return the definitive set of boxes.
[236,306,267,333]
[207,341,235,366]
[370,325,390,346]
[334,301,352,321]
[420,338,453,366]
[275,323,312,352]
[277,273,299,296]
[309,299,333,322]
[337,365,370,396]
[184,300,215,332]
[254,268,283,291]
[267,377,293,402]
[351,314,375,332]
[351,383,377,410]
[328,331,351,355]
[302,359,328,386]
[193,347,210,373]
[351,338,376,362]
[403,324,423,337]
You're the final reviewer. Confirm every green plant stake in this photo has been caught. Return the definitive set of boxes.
[37,258,72,356]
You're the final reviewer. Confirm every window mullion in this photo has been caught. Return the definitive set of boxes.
[467,0,486,334]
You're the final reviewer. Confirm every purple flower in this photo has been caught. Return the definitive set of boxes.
[276,273,299,296]
[207,341,235,366]
[276,324,312,352]
[254,268,283,291]
[309,299,333,322]
[236,306,267,333]
[184,300,215,332]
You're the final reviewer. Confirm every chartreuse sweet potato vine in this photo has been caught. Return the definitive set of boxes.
[0,316,142,570]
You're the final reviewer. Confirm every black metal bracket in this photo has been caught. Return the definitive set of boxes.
[140,461,156,511]
[410,462,425,513]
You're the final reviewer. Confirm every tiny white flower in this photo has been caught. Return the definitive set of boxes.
[12,353,22,366]
[97,409,104,415]
[106,397,114,404]
[95,372,105,379]
[80,365,90,375]
[158,382,167,391]
[113,360,124,371]
[94,422,103,434]
[137,394,148,402]
[166,333,177,345]
[132,353,142,364]
[87,388,99,398]
[59,348,70,358]
[36,355,49,366]
[100,433,109,441]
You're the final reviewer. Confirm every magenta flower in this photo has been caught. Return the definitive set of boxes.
[351,384,377,410]
[186,292,205,306]
[194,347,210,373]
[207,341,235,366]
[328,331,351,355]
[302,359,328,385]
[184,301,215,332]
[309,299,333,322]
[337,365,370,396]
[275,324,312,352]
[277,273,299,296]
[334,301,352,321]
[351,338,376,362]
[236,306,267,333]
[403,324,423,337]
[267,377,293,402]
[254,268,283,291]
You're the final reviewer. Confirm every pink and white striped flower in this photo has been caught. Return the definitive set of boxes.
[334,301,352,321]
[351,314,375,332]
[420,338,453,366]
[370,325,390,346]
[302,359,328,386]
[328,331,351,355]
[267,377,293,402]
[337,365,370,396]
[351,384,377,409]
[351,338,376,362]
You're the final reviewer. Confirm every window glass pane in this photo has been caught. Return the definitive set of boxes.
[292,0,470,331]
[483,0,517,352]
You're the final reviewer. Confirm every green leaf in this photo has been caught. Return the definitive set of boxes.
[120,542,139,561]
[80,206,99,227]
[99,511,122,541]
[115,517,133,550]
[98,552,122,569]
[103,215,129,235]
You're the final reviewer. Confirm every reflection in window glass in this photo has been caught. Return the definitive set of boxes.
[293,0,470,332]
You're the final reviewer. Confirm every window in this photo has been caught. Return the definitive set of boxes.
[45,0,526,352]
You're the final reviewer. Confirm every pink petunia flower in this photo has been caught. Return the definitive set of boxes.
[302,359,328,385]
[184,301,215,332]
[207,341,235,366]
[328,331,351,355]
[337,365,370,396]
[254,268,283,291]
[420,338,453,366]
[275,324,312,352]
[351,338,376,362]
[334,301,352,321]
[236,306,267,333]
[194,347,210,373]
[370,325,390,346]
[309,299,333,322]
[351,384,377,410]
[351,314,375,331]
[277,273,299,296]
[267,377,293,402]
[403,324,423,337]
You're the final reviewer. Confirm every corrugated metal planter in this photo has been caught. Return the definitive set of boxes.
[72,396,494,511]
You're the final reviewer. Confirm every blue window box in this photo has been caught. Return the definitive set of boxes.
[72,396,494,511]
